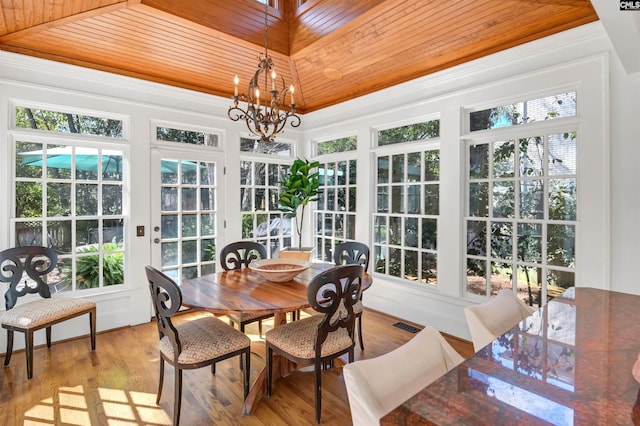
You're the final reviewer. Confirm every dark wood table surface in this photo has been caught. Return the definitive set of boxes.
[381,287,640,425]
[179,261,372,415]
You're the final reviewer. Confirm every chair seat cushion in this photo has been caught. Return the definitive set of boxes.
[265,315,353,360]
[228,311,273,323]
[160,316,250,365]
[1,297,95,330]
[353,300,363,315]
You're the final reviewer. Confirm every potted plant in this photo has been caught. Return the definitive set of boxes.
[278,158,320,260]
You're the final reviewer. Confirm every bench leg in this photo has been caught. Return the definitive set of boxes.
[90,309,96,350]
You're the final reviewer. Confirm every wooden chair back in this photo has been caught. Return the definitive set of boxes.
[0,246,57,309]
[220,241,267,271]
[307,264,363,352]
[145,266,182,362]
[333,241,370,272]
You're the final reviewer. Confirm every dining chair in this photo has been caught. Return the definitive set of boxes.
[333,241,369,350]
[220,241,274,337]
[343,326,464,425]
[0,246,96,380]
[464,288,536,352]
[265,264,363,423]
[145,266,251,426]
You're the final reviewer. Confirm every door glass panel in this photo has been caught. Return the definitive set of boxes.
[157,158,218,282]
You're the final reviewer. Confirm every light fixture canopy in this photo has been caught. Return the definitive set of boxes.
[228,2,300,143]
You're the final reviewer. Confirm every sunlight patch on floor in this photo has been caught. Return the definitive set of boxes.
[23,386,172,425]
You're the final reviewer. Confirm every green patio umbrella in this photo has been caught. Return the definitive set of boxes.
[20,147,196,174]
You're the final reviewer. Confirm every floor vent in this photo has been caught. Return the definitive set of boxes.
[393,322,421,333]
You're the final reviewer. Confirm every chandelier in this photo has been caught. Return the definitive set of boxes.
[227,1,301,143]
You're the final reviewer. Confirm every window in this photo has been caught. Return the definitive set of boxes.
[16,106,123,138]
[240,146,291,256]
[465,93,577,306]
[14,143,125,291]
[469,92,576,132]
[156,126,219,148]
[314,159,357,261]
[373,121,440,284]
[377,119,440,147]
[316,136,357,155]
[13,104,126,291]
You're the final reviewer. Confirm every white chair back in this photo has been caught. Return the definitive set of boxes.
[343,326,464,426]
[464,289,535,352]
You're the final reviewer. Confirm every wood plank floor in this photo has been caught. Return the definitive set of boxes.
[0,309,473,425]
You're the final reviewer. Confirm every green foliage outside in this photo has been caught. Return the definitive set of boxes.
[317,136,357,155]
[378,119,440,146]
[76,243,124,289]
[16,107,123,137]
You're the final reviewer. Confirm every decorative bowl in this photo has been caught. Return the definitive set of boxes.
[248,258,312,283]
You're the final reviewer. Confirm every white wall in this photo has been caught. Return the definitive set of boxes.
[0,20,638,345]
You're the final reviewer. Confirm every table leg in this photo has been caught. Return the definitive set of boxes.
[243,311,295,415]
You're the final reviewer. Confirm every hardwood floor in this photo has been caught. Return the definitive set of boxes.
[0,309,473,425]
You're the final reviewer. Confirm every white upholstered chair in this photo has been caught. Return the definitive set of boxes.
[343,326,464,426]
[464,289,535,352]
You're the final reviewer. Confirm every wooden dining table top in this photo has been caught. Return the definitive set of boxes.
[179,261,372,316]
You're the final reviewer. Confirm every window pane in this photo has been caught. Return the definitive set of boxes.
[467,220,487,256]
[491,222,513,260]
[16,106,123,137]
[156,126,219,147]
[240,137,291,156]
[549,179,576,221]
[493,140,515,178]
[519,180,544,219]
[469,92,576,132]
[469,183,489,217]
[469,144,489,179]
[378,119,440,146]
[547,224,575,268]
[467,259,486,296]
[492,181,514,218]
[517,223,542,263]
[317,136,357,154]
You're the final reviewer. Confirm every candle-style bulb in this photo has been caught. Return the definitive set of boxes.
[289,85,295,105]
[233,75,239,96]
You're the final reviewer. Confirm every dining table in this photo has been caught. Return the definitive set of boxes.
[381,287,640,425]
[178,261,372,415]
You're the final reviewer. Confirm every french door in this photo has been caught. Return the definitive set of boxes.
[150,148,225,283]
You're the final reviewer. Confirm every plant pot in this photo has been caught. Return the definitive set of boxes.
[279,247,315,262]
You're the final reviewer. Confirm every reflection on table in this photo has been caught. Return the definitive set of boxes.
[382,287,640,425]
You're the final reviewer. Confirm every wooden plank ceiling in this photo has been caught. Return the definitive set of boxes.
[0,0,598,114]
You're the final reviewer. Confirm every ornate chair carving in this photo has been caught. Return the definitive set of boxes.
[333,241,370,350]
[220,241,274,337]
[0,246,96,379]
[265,264,363,423]
[145,266,251,425]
